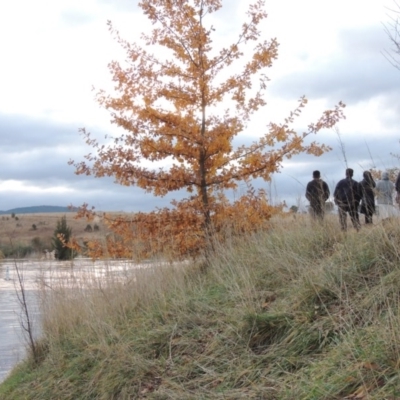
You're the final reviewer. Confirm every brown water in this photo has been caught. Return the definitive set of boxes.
[0,259,145,383]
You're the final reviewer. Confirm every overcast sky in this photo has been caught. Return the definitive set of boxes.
[0,0,399,212]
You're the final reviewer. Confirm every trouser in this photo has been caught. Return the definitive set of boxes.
[310,206,325,221]
[364,211,373,224]
[378,204,397,219]
[338,206,360,231]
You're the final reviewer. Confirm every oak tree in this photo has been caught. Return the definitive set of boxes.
[71,0,345,259]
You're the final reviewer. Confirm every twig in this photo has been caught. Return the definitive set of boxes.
[13,259,39,363]
[333,126,348,169]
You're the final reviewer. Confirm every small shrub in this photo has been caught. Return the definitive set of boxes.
[1,244,33,258]
[52,216,76,260]
[93,223,100,232]
[32,224,37,231]
[31,237,49,252]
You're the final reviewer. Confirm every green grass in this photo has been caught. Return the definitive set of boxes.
[2,215,400,399]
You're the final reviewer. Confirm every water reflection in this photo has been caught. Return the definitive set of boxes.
[0,259,146,383]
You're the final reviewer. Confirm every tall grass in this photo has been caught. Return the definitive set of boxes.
[2,215,400,399]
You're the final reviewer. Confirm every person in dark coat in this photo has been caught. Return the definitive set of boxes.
[333,168,362,231]
[359,170,376,224]
[305,170,330,221]
[395,171,400,208]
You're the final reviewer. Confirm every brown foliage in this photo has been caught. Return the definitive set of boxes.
[370,167,399,182]
[72,187,281,260]
[70,0,345,259]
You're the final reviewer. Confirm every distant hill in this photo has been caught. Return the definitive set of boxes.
[0,205,78,215]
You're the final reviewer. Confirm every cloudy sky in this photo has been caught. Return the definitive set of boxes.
[0,0,399,212]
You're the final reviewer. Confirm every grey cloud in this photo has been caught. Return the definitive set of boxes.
[0,115,100,186]
[376,92,400,129]
[1,111,399,213]
[340,25,389,56]
[270,26,400,104]
[0,113,191,212]
[1,149,76,181]
[60,10,95,27]
[96,0,139,13]
[0,181,187,214]
[270,57,400,104]
[0,114,85,150]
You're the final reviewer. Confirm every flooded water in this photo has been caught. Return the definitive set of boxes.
[0,258,146,383]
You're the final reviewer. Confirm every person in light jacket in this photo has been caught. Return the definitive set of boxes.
[376,171,395,219]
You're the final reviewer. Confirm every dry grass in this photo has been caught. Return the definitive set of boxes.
[0,212,131,258]
[0,212,101,246]
[2,215,400,399]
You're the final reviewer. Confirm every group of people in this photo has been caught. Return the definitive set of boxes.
[305,168,400,231]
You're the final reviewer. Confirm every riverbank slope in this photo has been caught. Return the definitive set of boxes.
[1,216,400,399]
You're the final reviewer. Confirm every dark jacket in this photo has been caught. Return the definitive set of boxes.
[360,177,376,215]
[334,178,362,209]
[395,172,400,193]
[306,179,330,211]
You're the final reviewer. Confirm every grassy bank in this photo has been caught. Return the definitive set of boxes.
[2,215,400,399]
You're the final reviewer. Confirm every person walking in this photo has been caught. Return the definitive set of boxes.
[305,170,330,221]
[359,171,376,224]
[376,171,395,219]
[395,171,400,208]
[334,168,362,231]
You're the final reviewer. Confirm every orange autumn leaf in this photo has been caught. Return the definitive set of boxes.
[69,0,345,260]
